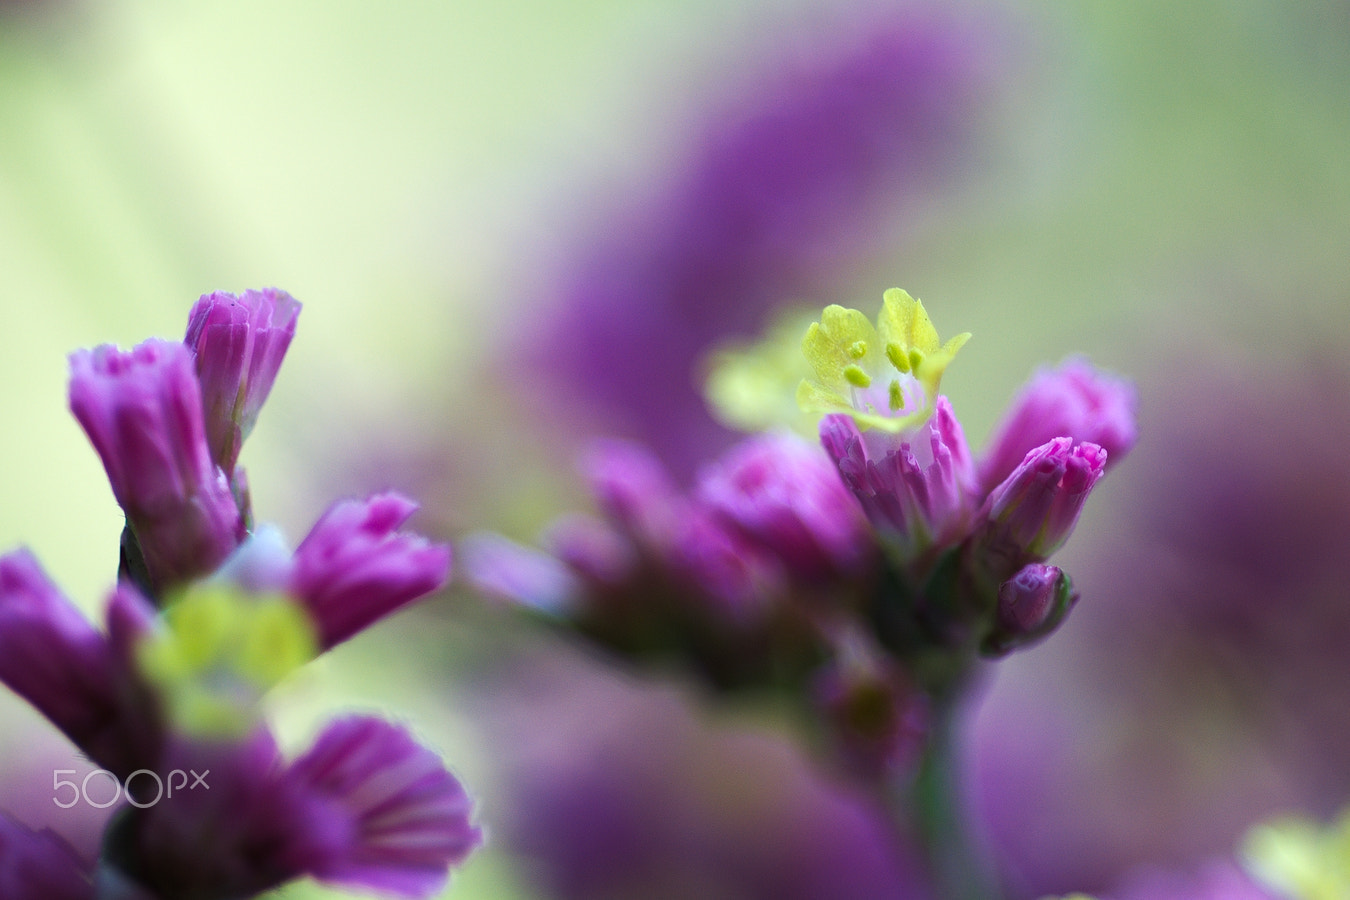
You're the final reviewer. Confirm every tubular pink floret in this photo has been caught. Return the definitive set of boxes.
[291,492,452,648]
[986,437,1108,561]
[69,339,242,593]
[185,288,301,472]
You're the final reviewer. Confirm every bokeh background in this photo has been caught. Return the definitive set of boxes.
[2,1,1348,897]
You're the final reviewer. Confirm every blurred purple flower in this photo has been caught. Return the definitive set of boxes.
[106,719,479,900]
[979,357,1138,495]
[184,287,301,474]
[696,431,873,584]
[1110,860,1277,900]
[0,551,158,779]
[477,650,935,900]
[814,636,929,782]
[529,8,1001,476]
[0,813,94,900]
[973,356,1350,896]
[69,339,243,594]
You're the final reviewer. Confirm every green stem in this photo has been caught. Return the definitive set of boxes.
[894,695,1002,900]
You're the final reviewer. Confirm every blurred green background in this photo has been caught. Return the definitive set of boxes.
[1,1,1348,897]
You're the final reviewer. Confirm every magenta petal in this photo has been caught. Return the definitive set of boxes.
[820,397,977,558]
[695,432,871,583]
[582,440,683,549]
[288,716,482,897]
[985,437,1108,562]
[291,493,451,648]
[460,531,579,616]
[68,339,242,593]
[0,550,157,776]
[185,288,301,472]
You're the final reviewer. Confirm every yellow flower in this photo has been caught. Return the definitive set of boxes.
[797,288,969,432]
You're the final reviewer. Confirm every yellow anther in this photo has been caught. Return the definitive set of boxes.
[848,340,868,359]
[844,364,872,388]
[885,341,909,373]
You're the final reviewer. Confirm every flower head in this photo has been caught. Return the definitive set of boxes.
[68,339,243,595]
[797,288,970,433]
[980,357,1137,493]
[290,492,452,649]
[695,431,872,583]
[982,563,1078,656]
[184,288,301,473]
[820,396,977,560]
[983,437,1108,568]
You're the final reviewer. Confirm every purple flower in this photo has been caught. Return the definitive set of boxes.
[184,288,301,473]
[695,432,872,583]
[68,339,243,594]
[983,437,1108,567]
[0,550,157,779]
[983,563,1078,656]
[0,813,93,900]
[582,440,683,549]
[820,396,978,561]
[287,716,483,898]
[545,513,635,588]
[460,531,580,616]
[290,492,452,649]
[980,357,1137,494]
[114,719,479,900]
[669,506,783,624]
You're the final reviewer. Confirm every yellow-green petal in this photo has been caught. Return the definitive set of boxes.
[877,287,941,355]
[703,309,818,434]
[801,304,881,394]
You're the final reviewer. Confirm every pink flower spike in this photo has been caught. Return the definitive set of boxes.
[980,357,1137,494]
[68,339,242,594]
[185,288,301,472]
[288,716,482,898]
[291,493,451,648]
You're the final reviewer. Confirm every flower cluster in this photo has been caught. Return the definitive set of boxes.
[469,288,1136,785]
[0,289,480,899]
